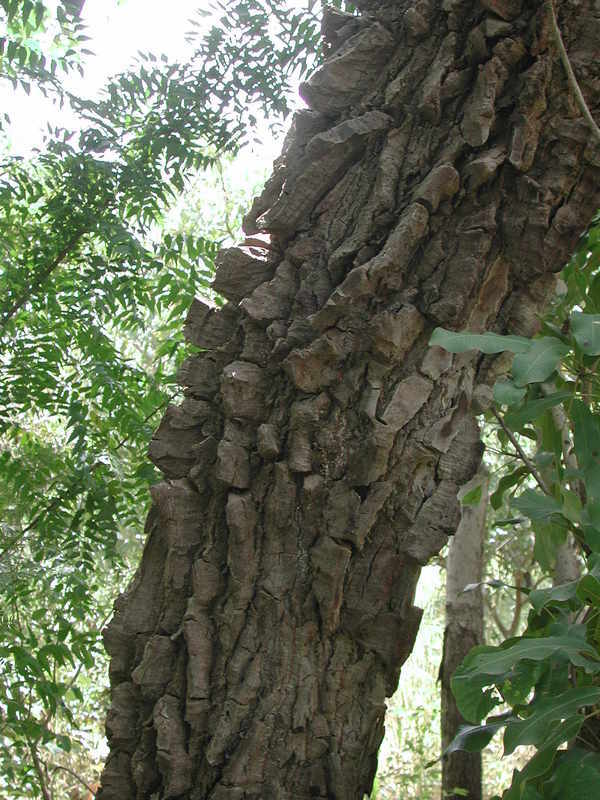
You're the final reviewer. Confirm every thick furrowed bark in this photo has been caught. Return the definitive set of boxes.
[98,1,600,798]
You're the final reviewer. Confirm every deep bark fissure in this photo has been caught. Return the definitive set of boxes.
[98,1,600,798]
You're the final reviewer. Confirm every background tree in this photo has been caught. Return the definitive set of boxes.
[441,452,487,800]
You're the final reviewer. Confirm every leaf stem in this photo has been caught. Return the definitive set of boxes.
[491,406,551,495]
[49,762,97,796]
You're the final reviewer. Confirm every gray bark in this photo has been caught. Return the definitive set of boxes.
[442,451,487,800]
[98,1,600,798]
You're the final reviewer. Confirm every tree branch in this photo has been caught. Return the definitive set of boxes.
[546,0,600,145]
[27,739,52,800]
[49,762,96,796]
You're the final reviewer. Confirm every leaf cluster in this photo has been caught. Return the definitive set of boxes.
[0,1,335,795]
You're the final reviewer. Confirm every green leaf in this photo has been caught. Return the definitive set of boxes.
[461,484,482,507]
[453,630,600,723]
[452,645,538,723]
[533,519,568,572]
[450,675,499,724]
[11,646,45,678]
[537,410,564,479]
[571,311,600,355]
[512,338,569,386]
[444,718,508,757]
[503,747,558,800]
[504,392,573,430]
[576,574,600,608]
[429,328,532,354]
[543,749,600,800]
[493,380,527,406]
[490,467,528,510]
[512,490,563,521]
[529,581,579,612]
[503,687,600,755]
[492,632,600,674]
[583,502,600,552]
[571,401,600,502]
[561,489,582,524]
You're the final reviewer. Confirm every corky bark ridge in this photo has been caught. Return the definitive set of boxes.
[98,1,600,798]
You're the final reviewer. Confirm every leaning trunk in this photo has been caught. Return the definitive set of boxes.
[98,1,600,798]
[441,455,487,800]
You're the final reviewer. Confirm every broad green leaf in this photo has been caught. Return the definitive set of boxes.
[583,502,600,552]
[453,630,600,723]
[429,328,532,354]
[504,392,572,430]
[501,659,546,708]
[461,484,482,507]
[493,380,527,406]
[452,644,539,723]
[576,574,600,607]
[529,581,579,612]
[558,493,581,528]
[502,746,562,800]
[585,525,600,552]
[543,749,600,800]
[481,632,600,675]
[512,338,569,386]
[444,718,508,757]
[503,687,600,755]
[533,519,568,572]
[571,401,600,502]
[571,311,600,355]
[589,273,600,312]
[490,467,528,510]
[512,490,563,521]
[450,674,499,724]
[537,410,563,477]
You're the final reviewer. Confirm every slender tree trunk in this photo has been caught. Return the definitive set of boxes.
[549,402,582,586]
[98,1,600,798]
[441,449,487,800]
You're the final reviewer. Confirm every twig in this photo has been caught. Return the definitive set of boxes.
[546,0,600,145]
[491,406,551,495]
[484,572,525,638]
[49,762,97,796]
[485,594,509,639]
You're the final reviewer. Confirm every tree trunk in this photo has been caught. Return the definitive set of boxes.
[441,453,487,800]
[97,2,600,798]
